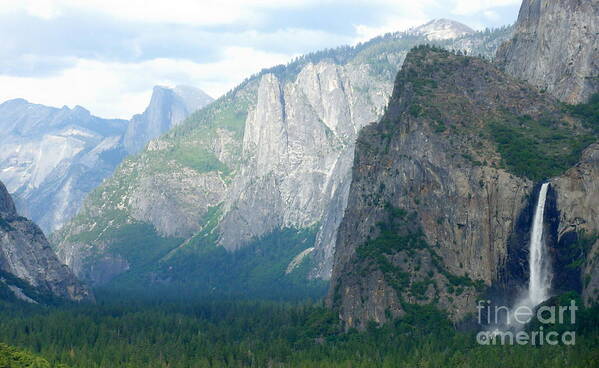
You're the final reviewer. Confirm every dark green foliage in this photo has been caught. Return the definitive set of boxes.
[564,231,598,270]
[165,146,230,174]
[356,207,426,262]
[409,104,423,117]
[488,117,596,181]
[69,222,183,274]
[0,297,598,368]
[433,120,447,133]
[387,46,596,182]
[109,228,327,300]
[528,292,599,337]
[0,343,61,368]
[355,205,484,297]
[104,224,183,268]
[355,207,422,292]
[566,93,599,133]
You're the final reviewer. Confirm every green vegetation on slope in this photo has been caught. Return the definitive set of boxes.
[105,227,327,300]
[53,27,515,297]
[488,114,595,181]
[0,343,63,368]
[390,46,598,182]
[566,93,599,133]
[352,204,483,304]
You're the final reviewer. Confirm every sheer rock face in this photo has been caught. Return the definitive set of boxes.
[326,47,590,329]
[552,144,599,306]
[124,85,213,154]
[496,0,599,104]
[0,181,92,302]
[218,63,392,251]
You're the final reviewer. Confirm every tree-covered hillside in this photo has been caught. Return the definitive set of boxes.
[0,343,63,368]
[0,293,597,368]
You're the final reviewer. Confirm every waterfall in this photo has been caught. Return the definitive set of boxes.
[527,182,552,306]
[482,183,554,333]
[503,183,552,329]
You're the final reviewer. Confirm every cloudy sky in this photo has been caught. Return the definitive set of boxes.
[0,0,521,119]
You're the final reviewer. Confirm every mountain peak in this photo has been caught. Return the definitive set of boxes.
[148,85,213,113]
[411,19,475,41]
[123,84,214,154]
[173,85,214,113]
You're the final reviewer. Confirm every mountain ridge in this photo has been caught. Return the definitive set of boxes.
[0,85,213,233]
[52,21,515,292]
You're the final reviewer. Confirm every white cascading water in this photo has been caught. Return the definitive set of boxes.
[504,182,552,329]
[527,182,552,306]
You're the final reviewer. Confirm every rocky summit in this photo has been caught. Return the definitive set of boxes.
[410,19,475,41]
[124,85,214,154]
[0,180,92,303]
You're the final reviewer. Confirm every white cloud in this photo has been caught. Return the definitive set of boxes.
[483,10,501,22]
[0,0,520,118]
[451,0,521,16]
[353,18,422,43]
[0,0,324,25]
[0,47,293,119]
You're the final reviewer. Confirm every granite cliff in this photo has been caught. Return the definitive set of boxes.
[327,46,597,328]
[496,0,599,306]
[496,0,599,104]
[124,85,214,154]
[0,181,92,303]
[552,143,599,306]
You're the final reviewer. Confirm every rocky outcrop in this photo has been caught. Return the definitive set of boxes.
[552,143,599,305]
[124,85,213,154]
[496,0,599,103]
[0,181,92,303]
[327,46,595,329]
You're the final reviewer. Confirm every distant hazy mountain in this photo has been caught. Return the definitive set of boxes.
[0,99,128,234]
[0,86,213,233]
[410,18,475,41]
[124,85,214,154]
